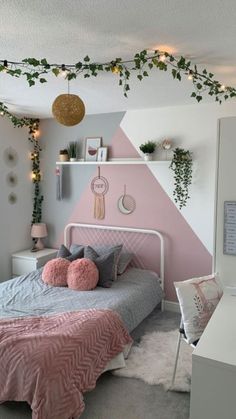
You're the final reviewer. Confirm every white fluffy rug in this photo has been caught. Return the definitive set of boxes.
[112,329,192,392]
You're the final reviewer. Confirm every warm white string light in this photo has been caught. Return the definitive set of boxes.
[159,54,166,62]
[58,64,70,79]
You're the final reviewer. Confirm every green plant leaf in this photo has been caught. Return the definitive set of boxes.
[28,80,35,87]
[52,67,60,76]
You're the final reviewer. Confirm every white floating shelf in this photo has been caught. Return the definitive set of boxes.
[56,159,171,166]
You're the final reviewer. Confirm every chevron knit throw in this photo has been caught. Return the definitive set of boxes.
[0,309,132,419]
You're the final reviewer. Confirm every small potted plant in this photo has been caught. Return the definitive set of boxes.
[139,141,156,161]
[59,149,69,162]
[67,142,77,162]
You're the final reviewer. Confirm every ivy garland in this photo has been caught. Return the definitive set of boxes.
[29,122,44,225]
[0,102,42,224]
[0,49,235,103]
[0,49,234,215]
[170,148,193,209]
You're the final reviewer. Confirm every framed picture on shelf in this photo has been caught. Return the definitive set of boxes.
[97,147,108,162]
[84,137,102,161]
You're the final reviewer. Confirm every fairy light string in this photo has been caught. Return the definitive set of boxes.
[0,101,42,223]
[0,49,235,219]
[0,49,234,106]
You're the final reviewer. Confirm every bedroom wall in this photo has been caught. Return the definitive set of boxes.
[215,116,236,286]
[40,101,236,302]
[0,117,33,282]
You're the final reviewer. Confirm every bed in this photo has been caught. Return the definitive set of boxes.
[0,223,164,419]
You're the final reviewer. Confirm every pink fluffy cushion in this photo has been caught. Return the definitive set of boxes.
[67,258,99,291]
[42,258,70,287]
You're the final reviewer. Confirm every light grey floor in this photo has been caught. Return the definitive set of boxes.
[0,309,190,419]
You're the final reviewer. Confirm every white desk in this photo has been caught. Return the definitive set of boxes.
[190,292,236,419]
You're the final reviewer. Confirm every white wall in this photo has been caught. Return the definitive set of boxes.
[0,117,33,281]
[121,101,236,254]
[215,116,236,285]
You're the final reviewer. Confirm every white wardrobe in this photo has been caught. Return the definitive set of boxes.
[215,116,236,285]
[190,116,236,419]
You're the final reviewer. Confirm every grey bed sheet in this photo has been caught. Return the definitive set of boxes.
[0,267,163,332]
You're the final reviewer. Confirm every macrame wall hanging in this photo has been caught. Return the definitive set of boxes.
[91,166,109,220]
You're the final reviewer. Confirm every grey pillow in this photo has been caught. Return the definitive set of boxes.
[84,246,115,288]
[89,244,123,280]
[57,244,84,262]
[70,244,84,255]
[117,253,133,275]
[57,244,70,258]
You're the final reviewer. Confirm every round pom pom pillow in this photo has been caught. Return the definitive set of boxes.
[42,257,70,287]
[67,258,99,291]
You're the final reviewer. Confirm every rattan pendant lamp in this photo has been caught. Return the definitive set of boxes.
[52,77,85,126]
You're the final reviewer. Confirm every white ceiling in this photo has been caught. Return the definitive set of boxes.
[0,0,236,118]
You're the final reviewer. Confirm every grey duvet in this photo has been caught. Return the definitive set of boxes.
[0,267,163,332]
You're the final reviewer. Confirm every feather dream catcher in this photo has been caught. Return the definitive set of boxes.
[91,167,109,219]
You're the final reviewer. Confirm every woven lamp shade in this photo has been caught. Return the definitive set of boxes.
[52,94,85,126]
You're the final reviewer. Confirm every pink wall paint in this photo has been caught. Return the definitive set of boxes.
[108,127,140,158]
[57,127,212,302]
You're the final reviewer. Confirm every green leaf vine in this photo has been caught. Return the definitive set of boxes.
[170,148,193,209]
[29,123,44,224]
[0,102,43,224]
[0,50,235,103]
[0,49,233,218]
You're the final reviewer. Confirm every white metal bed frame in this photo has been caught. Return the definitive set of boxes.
[64,223,165,310]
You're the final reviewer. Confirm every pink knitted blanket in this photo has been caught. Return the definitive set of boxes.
[0,309,132,418]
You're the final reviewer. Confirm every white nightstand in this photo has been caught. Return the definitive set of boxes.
[12,248,58,277]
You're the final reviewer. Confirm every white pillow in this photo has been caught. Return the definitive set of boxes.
[174,274,223,344]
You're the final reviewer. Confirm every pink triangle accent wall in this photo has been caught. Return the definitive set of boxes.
[57,127,212,302]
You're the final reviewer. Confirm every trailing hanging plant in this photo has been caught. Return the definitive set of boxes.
[0,102,43,224]
[170,148,193,209]
[0,50,235,103]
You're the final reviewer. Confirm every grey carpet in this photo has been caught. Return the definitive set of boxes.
[0,309,190,419]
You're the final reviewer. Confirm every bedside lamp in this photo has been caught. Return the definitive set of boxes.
[31,223,48,251]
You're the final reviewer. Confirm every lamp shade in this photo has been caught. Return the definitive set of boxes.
[31,223,47,238]
[52,94,85,126]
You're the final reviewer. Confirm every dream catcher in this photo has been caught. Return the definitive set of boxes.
[91,166,109,219]
[117,184,136,215]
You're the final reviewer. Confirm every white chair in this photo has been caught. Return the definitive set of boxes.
[171,319,198,388]
[172,273,223,388]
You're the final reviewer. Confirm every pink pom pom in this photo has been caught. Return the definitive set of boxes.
[42,258,70,287]
[67,258,99,291]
